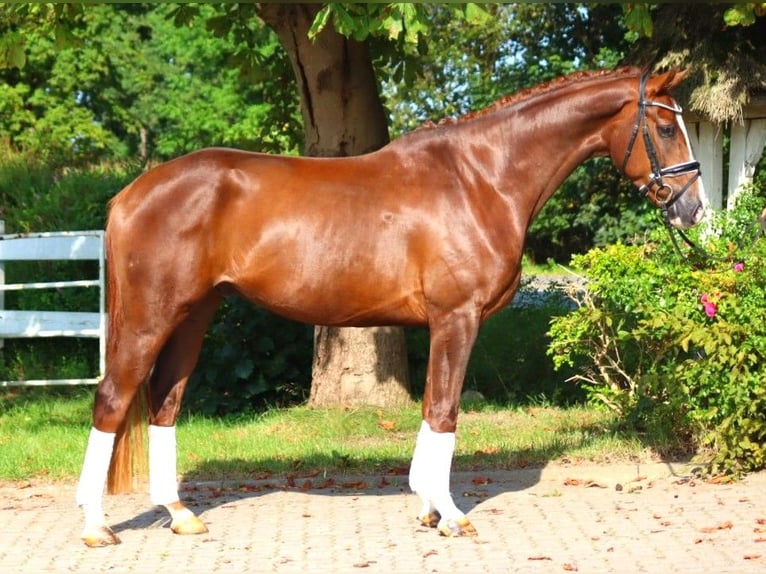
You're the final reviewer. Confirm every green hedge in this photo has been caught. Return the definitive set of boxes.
[548,186,766,475]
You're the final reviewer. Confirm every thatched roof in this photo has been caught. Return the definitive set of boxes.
[623,4,766,123]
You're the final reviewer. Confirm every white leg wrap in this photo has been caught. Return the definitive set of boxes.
[149,424,180,506]
[409,420,463,520]
[76,427,116,525]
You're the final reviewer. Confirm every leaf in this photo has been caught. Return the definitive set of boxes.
[623,4,653,38]
[724,5,756,27]
[308,5,332,40]
[377,420,396,431]
[7,42,26,69]
[471,475,492,485]
[464,3,490,25]
[699,520,733,533]
[234,358,255,380]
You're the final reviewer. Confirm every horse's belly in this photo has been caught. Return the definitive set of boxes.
[228,268,427,328]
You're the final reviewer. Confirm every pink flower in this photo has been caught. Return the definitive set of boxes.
[700,293,717,318]
[733,261,745,272]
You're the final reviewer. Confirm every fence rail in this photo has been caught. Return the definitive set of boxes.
[0,222,106,387]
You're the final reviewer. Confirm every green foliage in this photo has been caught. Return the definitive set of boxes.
[186,297,314,416]
[407,297,581,406]
[0,4,300,165]
[548,186,766,475]
[309,3,489,45]
[723,3,766,27]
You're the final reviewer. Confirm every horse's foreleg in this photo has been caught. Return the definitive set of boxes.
[410,309,480,537]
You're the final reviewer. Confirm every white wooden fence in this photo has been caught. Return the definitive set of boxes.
[685,96,766,211]
[0,221,106,386]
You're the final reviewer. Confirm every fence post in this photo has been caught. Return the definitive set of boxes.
[0,219,4,351]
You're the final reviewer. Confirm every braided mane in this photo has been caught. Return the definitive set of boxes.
[420,67,642,130]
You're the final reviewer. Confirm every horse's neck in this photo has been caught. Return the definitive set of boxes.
[465,79,633,201]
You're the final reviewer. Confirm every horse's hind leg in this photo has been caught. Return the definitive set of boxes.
[77,331,162,547]
[146,292,221,536]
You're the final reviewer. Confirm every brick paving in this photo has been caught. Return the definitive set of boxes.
[1,462,765,573]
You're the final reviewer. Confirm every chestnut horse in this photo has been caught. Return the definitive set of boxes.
[77,68,705,546]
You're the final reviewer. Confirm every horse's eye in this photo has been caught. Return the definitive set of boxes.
[658,124,676,139]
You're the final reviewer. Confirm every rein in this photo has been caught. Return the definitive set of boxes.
[622,73,709,263]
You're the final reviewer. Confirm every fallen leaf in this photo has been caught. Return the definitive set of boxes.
[706,474,733,484]
[472,475,492,485]
[353,561,375,568]
[755,537,766,543]
[563,563,578,571]
[757,518,766,525]
[700,520,733,533]
[387,466,409,476]
[423,549,438,558]
[564,478,581,486]
[528,556,552,561]
[377,476,390,488]
[300,480,312,491]
[298,469,321,478]
[585,480,607,489]
[744,554,762,560]
[377,420,396,431]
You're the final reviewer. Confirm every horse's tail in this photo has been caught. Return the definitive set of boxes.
[102,220,148,494]
[106,388,147,494]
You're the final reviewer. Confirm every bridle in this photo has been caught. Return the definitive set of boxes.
[621,72,701,214]
[621,72,707,260]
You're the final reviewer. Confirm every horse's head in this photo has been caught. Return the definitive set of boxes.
[615,70,706,229]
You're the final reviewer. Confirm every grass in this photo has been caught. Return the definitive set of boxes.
[0,386,690,484]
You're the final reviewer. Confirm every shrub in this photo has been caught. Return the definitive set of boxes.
[185,297,314,415]
[408,293,582,406]
[548,186,766,475]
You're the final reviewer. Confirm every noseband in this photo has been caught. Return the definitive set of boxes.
[621,73,701,214]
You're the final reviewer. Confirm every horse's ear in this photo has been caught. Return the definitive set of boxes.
[647,69,688,96]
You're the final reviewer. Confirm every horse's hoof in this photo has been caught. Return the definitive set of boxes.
[438,517,478,538]
[418,511,441,528]
[82,526,121,547]
[170,514,209,535]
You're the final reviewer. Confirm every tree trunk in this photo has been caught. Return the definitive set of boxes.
[258,4,412,407]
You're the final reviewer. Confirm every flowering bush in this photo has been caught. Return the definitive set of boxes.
[548,186,766,475]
